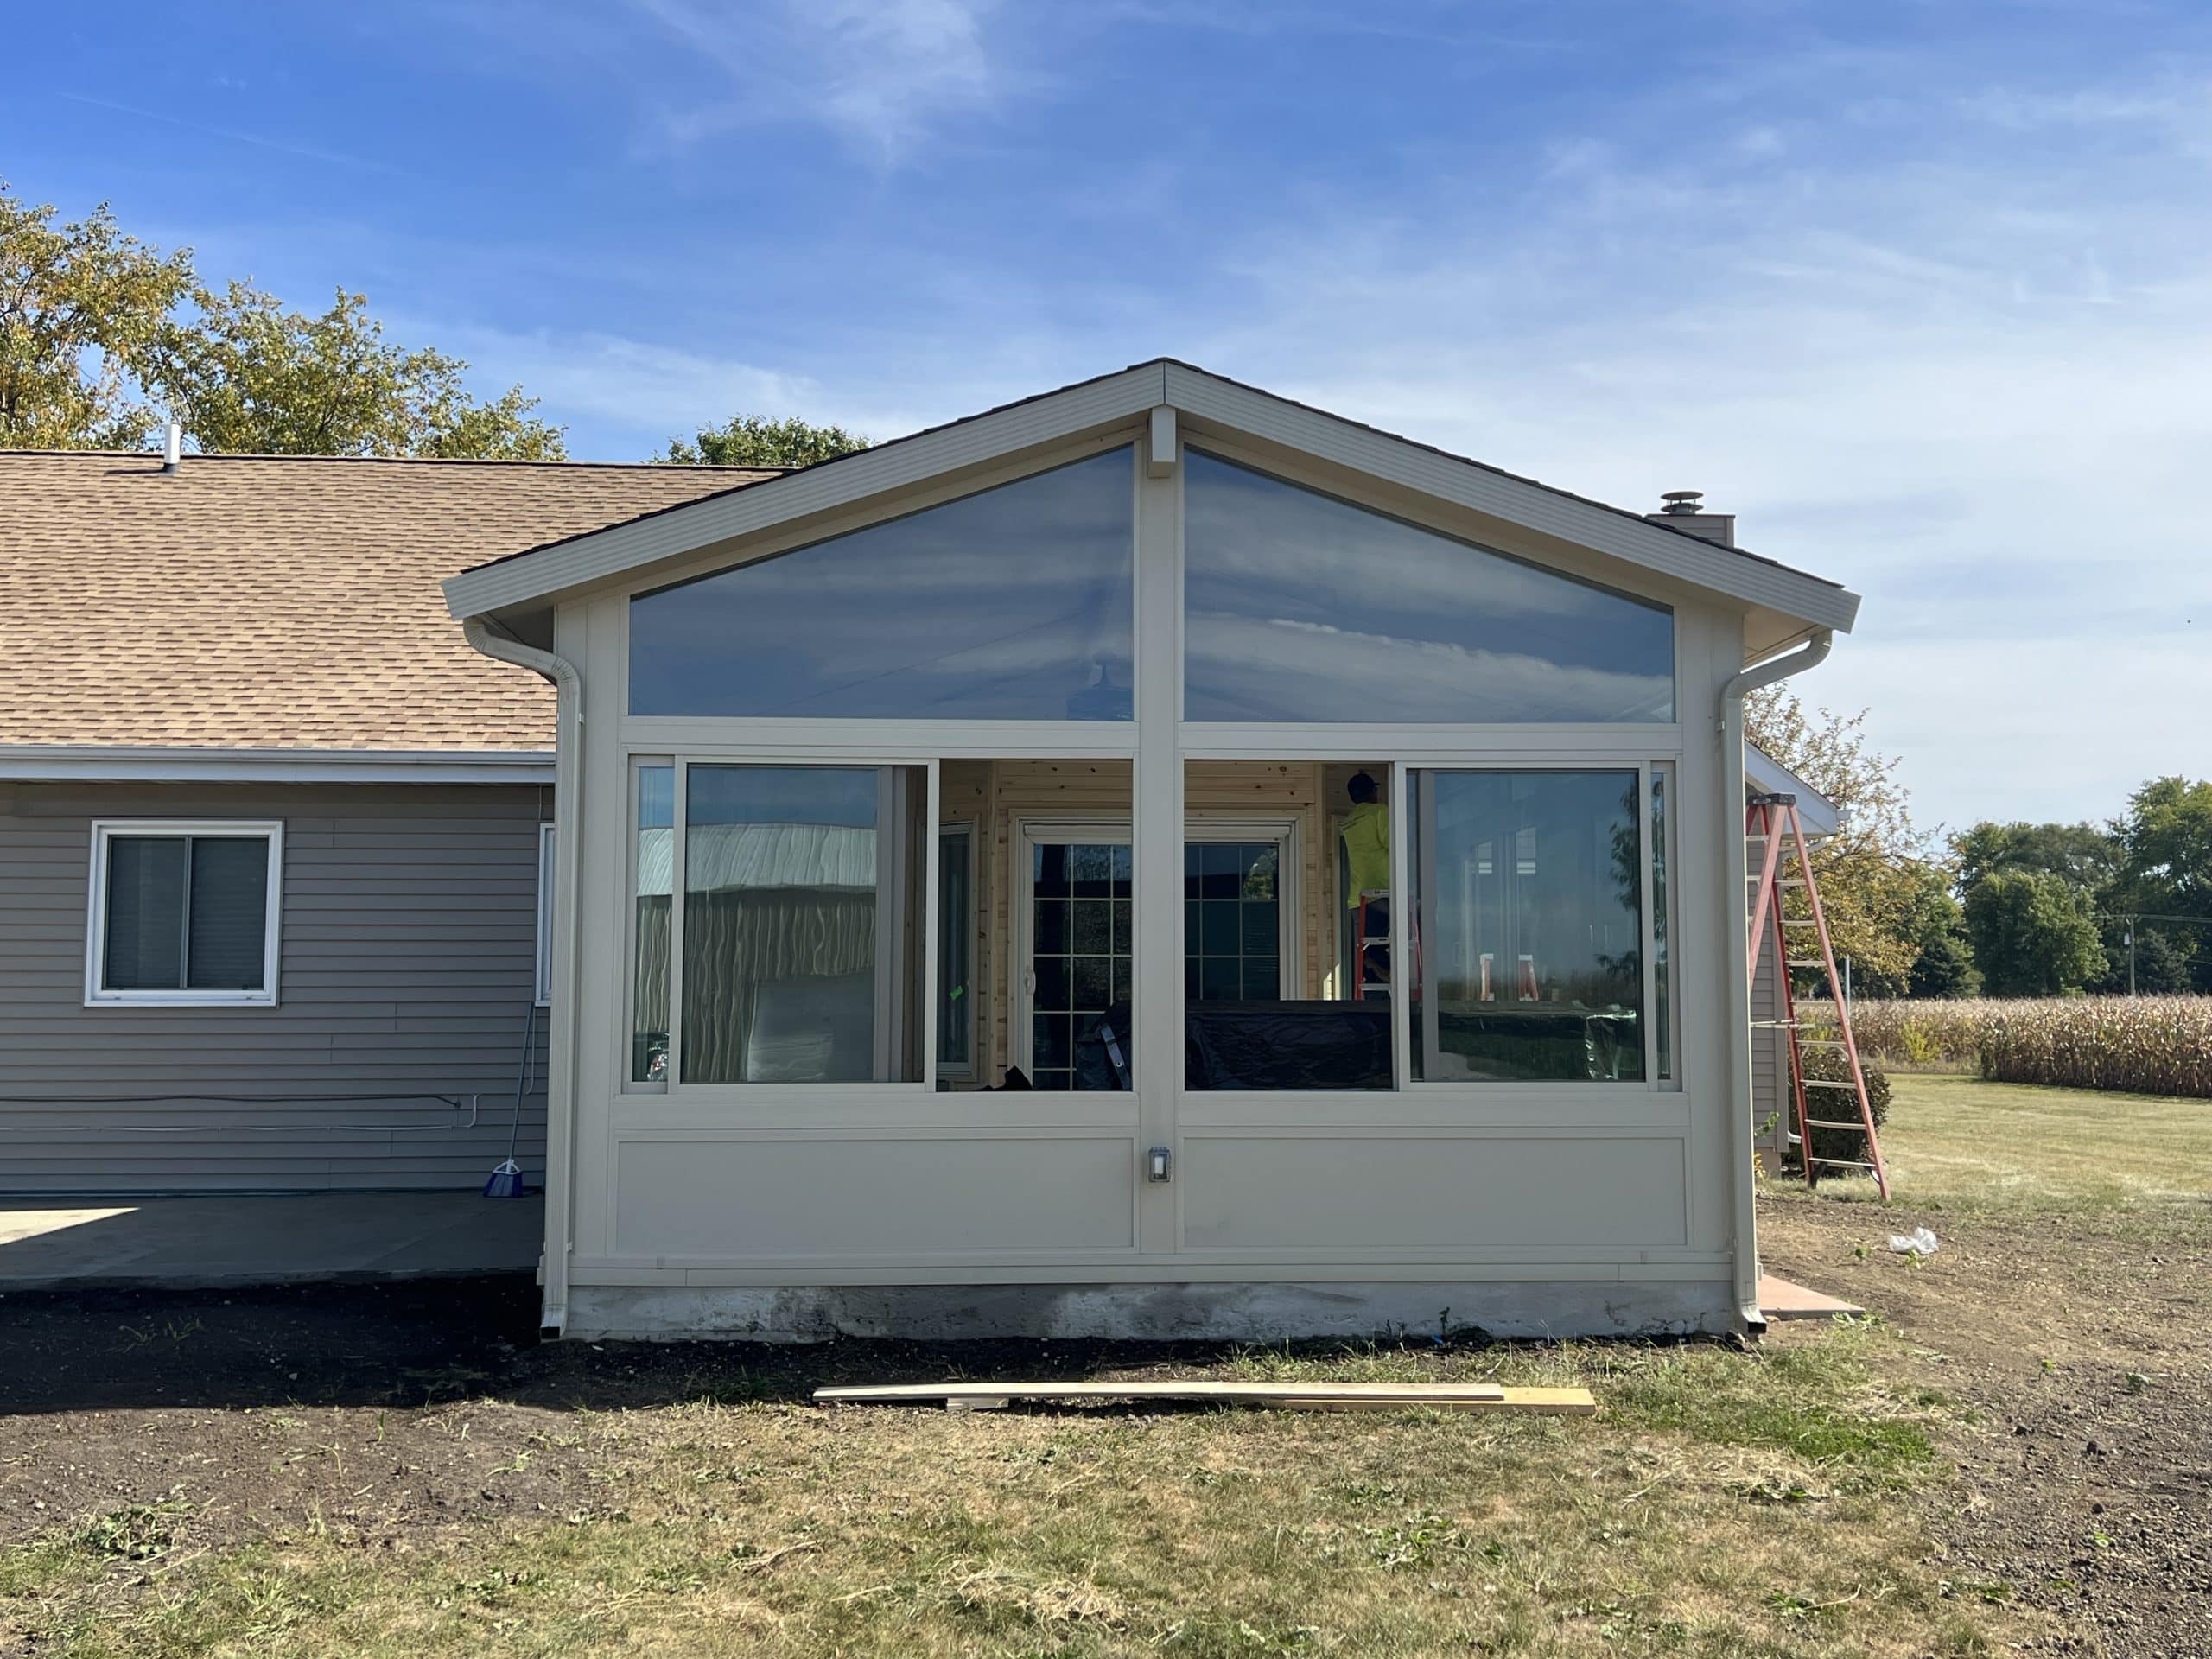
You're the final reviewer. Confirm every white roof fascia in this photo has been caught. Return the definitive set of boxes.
[443,362,1171,620]
[440,358,1859,641]
[1160,364,1859,638]
[1744,742,1843,836]
[0,747,555,785]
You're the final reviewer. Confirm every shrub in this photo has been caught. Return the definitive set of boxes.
[1790,1040,1891,1172]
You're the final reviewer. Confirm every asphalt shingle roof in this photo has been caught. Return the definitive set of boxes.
[0,450,777,752]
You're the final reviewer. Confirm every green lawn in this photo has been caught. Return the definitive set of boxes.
[0,1324,2005,1659]
[1814,1072,2212,1222]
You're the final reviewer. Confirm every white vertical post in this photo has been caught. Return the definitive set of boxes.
[1133,441,1181,1251]
[1390,761,1414,1089]
[921,760,941,1087]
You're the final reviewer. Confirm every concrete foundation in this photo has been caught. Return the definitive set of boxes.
[563,1279,1741,1343]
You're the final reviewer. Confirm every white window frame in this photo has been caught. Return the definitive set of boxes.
[658,755,942,1094]
[85,819,284,1007]
[1009,817,1133,1083]
[1405,762,1665,1088]
[535,823,556,1007]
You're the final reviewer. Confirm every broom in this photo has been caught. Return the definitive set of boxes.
[484,1000,536,1198]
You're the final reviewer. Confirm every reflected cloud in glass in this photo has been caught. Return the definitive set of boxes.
[630,448,1135,720]
[1183,451,1674,723]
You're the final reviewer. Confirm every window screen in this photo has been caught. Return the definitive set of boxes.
[101,833,270,993]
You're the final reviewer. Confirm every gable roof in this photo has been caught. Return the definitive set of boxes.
[0,450,777,755]
[443,359,1860,655]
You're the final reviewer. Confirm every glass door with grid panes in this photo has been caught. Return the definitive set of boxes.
[1016,821,1295,1089]
[1015,830,1133,1090]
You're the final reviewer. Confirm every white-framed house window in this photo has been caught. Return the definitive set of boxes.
[85,820,283,1007]
[536,823,556,1007]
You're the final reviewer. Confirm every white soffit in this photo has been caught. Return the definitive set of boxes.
[442,359,1860,638]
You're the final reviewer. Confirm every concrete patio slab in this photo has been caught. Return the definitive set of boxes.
[1758,1272,1865,1322]
[0,1194,541,1291]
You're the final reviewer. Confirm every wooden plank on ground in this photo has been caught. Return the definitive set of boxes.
[814,1380,1596,1414]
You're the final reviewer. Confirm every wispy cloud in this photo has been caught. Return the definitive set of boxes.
[53,92,404,175]
[625,0,1007,164]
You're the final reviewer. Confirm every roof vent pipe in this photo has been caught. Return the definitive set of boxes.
[1645,487,1735,548]
[161,422,182,474]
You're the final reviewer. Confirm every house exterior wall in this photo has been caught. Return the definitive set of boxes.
[1751,920,1791,1165]
[0,781,549,1193]
[540,427,1763,1339]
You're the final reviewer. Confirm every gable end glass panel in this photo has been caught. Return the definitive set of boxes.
[1182,450,1675,723]
[630,448,1135,721]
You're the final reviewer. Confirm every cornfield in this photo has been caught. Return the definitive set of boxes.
[1822,997,2212,1099]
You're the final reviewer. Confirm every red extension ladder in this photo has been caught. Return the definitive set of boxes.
[1746,793,1890,1198]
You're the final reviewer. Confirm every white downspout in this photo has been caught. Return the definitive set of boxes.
[1719,628,1832,1333]
[463,618,582,1334]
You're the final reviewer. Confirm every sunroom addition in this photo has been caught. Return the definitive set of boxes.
[446,360,1859,1341]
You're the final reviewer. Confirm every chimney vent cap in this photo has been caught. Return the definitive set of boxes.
[1658,489,1704,514]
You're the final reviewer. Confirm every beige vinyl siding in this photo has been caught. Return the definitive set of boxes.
[0,781,550,1193]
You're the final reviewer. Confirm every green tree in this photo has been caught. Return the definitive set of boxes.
[0,184,195,447]
[1900,862,1979,998]
[1953,820,2118,893]
[2107,776,2212,991]
[658,412,869,467]
[153,284,563,458]
[1961,868,2106,996]
[1745,688,1928,992]
[2101,926,2192,995]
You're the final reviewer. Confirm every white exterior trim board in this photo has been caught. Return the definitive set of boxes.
[446,359,1855,643]
[0,747,554,785]
[1162,364,1860,635]
[444,365,1169,618]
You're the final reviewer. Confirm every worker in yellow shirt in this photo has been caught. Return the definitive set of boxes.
[1340,772,1390,987]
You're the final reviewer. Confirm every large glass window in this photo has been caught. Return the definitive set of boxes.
[1185,842,1284,1002]
[630,448,1135,721]
[630,764,674,1082]
[89,823,279,1004]
[1182,451,1674,723]
[1183,762,1394,1090]
[681,766,925,1084]
[1410,771,1645,1083]
[937,824,976,1079]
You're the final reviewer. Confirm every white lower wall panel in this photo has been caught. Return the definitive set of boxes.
[1179,1134,1688,1252]
[613,1134,1138,1259]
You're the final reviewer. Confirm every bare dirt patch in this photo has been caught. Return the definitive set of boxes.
[1760,1189,2212,1658]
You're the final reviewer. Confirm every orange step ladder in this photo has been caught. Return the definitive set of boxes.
[1746,792,1889,1198]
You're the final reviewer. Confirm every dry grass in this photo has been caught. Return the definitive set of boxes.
[1835,997,2212,1096]
[0,1322,2023,1657]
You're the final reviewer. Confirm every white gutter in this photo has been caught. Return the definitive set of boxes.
[1719,628,1832,1335]
[462,619,581,1333]
[0,746,553,785]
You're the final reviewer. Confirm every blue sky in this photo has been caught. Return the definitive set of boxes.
[10,1,2209,830]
